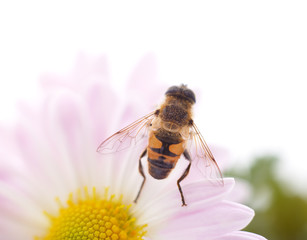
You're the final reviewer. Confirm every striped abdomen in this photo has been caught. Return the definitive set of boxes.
[147,130,185,179]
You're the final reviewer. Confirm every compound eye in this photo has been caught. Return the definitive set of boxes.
[183,89,196,103]
[165,86,180,95]
[165,85,196,104]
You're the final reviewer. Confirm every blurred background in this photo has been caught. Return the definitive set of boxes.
[1,1,306,239]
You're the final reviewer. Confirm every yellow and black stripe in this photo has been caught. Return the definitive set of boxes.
[147,131,185,179]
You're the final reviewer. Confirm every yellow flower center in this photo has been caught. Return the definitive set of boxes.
[37,187,147,240]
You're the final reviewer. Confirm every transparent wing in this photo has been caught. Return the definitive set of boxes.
[188,122,223,184]
[97,111,156,154]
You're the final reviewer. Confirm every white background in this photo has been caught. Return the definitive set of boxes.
[0,1,306,191]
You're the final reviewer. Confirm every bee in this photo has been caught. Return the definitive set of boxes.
[97,84,222,206]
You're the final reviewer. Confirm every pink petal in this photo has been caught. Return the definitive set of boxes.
[127,53,160,101]
[126,54,168,115]
[162,201,254,239]
[217,231,268,240]
[42,93,93,184]
[85,82,119,145]
[226,179,251,203]
[180,178,235,206]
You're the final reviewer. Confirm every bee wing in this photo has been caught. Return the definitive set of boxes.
[188,122,223,183]
[97,111,156,154]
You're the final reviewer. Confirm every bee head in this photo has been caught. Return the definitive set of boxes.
[165,84,196,104]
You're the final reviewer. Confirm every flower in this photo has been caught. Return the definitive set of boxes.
[0,54,266,240]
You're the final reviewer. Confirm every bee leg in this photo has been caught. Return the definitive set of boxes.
[134,148,147,203]
[177,150,192,206]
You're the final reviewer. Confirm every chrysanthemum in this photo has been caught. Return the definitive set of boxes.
[0,55,266,240]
